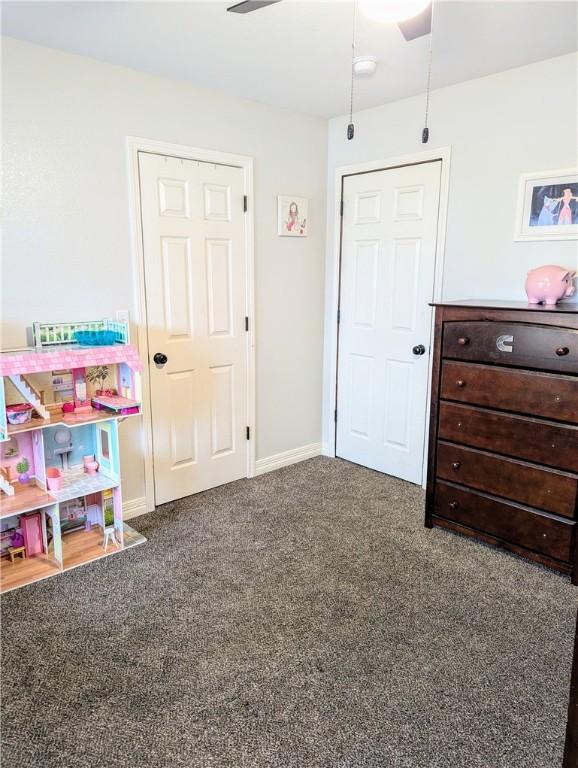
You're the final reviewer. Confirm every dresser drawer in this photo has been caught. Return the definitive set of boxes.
[443,321,578,373]
[436,441,578,517]
[440,361,578,424]
[438,402,578,473]
[434,481,574,562]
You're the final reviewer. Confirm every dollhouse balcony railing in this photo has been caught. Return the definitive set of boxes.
[32,319,130,349]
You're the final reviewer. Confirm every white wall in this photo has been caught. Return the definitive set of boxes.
[2,37,327,504]
[4,40,577,499]
[323,53,578,452]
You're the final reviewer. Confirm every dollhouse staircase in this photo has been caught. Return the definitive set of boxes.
[8,375,49,420]
[0,468,15,496]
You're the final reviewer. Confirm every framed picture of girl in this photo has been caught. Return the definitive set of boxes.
[278,196,308,237]
[514,169,578,241]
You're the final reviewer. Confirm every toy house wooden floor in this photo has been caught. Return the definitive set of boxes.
[0,523,145,593]
[0,482,55,517]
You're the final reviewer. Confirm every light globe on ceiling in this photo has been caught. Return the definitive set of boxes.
[353,56,378,77]
[358,0,430,24]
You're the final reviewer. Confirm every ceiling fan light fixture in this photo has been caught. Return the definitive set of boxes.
[358,0,430,24]
[353,56,378,77]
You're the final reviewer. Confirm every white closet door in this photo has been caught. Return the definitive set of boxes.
[139,152,248,504]
[336,161,442,484]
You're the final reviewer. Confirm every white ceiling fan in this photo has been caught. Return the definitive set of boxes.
[227,0,433,41]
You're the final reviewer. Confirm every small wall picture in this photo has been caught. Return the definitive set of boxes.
[278,196,308,237]
[515,169,578,241]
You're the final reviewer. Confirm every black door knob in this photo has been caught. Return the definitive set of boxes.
[153,352,168,366]
[412,344,426,356]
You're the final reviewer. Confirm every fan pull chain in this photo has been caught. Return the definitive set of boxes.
[422,0,436,143]
[347,0,358,140]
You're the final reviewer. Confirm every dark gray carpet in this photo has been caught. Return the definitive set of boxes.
[1,457,576,768]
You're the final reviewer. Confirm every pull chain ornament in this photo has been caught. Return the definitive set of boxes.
[422,0,435,143]
[347,0,358,140]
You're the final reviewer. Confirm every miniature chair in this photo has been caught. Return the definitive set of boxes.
[102,526,119,552]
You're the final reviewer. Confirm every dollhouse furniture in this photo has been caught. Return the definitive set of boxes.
[425,301,578,582]
[21,511,43,557]
[0,319,146,593]
[59,496,87,535]
[103,526,119,552]
[7,545,25,563]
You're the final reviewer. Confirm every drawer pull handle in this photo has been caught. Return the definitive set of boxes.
[457,337,470,346]
[456,380,466,388]
[451,462,461,470]
[556,346,570,357]
[449,501,459,510]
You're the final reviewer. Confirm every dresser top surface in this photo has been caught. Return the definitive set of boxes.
[431,299,578,314]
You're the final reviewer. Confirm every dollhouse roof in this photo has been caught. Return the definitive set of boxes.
[0,345,143,376]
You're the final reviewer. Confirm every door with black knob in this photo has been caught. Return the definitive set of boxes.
[139,151,249,504]
[336,160,442,484]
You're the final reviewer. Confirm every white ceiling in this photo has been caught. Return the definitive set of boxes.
[3,0,577,118]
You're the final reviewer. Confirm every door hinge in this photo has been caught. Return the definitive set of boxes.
[334,408,338,423]
[246,426,251,440]
[340,199,344,217]
[245,316,249,332]
[337,308,341,325]
[243,195,248,213]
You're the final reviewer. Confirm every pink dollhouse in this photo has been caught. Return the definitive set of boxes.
[0,319,146,593]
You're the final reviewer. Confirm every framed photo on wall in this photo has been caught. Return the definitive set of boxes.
[514,168,578,241]
[278,195,308,237]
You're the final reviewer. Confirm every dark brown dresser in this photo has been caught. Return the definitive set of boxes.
[425,300,578,583]
[564,608,578,767]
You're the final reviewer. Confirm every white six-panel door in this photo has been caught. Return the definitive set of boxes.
[336,161,442,484]
[138,152,248,505]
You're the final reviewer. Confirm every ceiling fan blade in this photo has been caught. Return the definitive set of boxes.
[398,2,432,41]
[227,0,282,13]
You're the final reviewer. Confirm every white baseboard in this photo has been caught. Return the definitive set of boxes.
[123,496,148,520]
[125,445,322,510]
[255,442,322,477]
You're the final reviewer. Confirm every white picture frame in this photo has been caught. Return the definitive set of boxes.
[514,168,578,241]
[277,195,308,237]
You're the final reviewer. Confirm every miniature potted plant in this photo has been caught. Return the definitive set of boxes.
[16,457,30,485]
[86,365,110,396]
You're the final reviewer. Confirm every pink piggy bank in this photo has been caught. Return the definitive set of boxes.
[525,265,576,306]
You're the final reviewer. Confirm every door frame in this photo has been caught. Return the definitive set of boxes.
[325,146,451,488]
[128,136,256,512]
